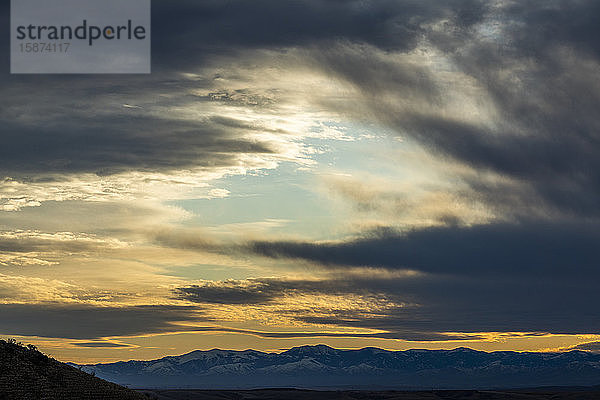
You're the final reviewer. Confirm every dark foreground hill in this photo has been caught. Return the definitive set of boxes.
[0,339,148,400]
[82,345,600,390]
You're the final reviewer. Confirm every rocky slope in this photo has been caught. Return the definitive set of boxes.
[0,339,148,400]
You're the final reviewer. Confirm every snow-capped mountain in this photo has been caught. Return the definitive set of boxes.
[80,345,600,389]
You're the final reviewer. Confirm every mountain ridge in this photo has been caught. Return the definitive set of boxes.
[80,344,600,390]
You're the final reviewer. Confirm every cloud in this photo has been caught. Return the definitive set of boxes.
[149,0,487,72]
[1,0,488,73]
[408,1,600,218]
[280,274,600,337]
[571,341,600,352]
[219,222,600,337]
[173,278,472,341]
[174,278,368,305]
[320,173,494,227]
[0,273,104,303]
[0,304,205,339]
[3,0,597,221]
[236,0,600,220]
[0,230,126,253]
[0,230,128,267]
[71,342,132,348]
[171,267,600,339]
[248,221,600,277]
[0,115,274,177]
[184,325,476,342]
[0,0,477,180]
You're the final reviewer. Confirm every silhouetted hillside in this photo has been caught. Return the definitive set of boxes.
[0,339,148,400]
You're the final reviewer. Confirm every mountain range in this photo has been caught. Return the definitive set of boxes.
[80,345,600,390]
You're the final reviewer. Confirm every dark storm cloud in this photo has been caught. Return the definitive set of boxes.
[0,0,486,177]
[151,0,600,219]
[293,271,600,334]
[0,0,486,74]
[502,1,600,59]
[230,221,600,336]
[150,0,487,72]
[394,63,600,217]
[249,221,600,277]
[2,0,597,216]
[0,304,205,339]
[231,1,600,219]
[416,1,600,217]
[0,115,273,176]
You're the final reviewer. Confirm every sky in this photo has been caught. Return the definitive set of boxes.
[2,0,600,364]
